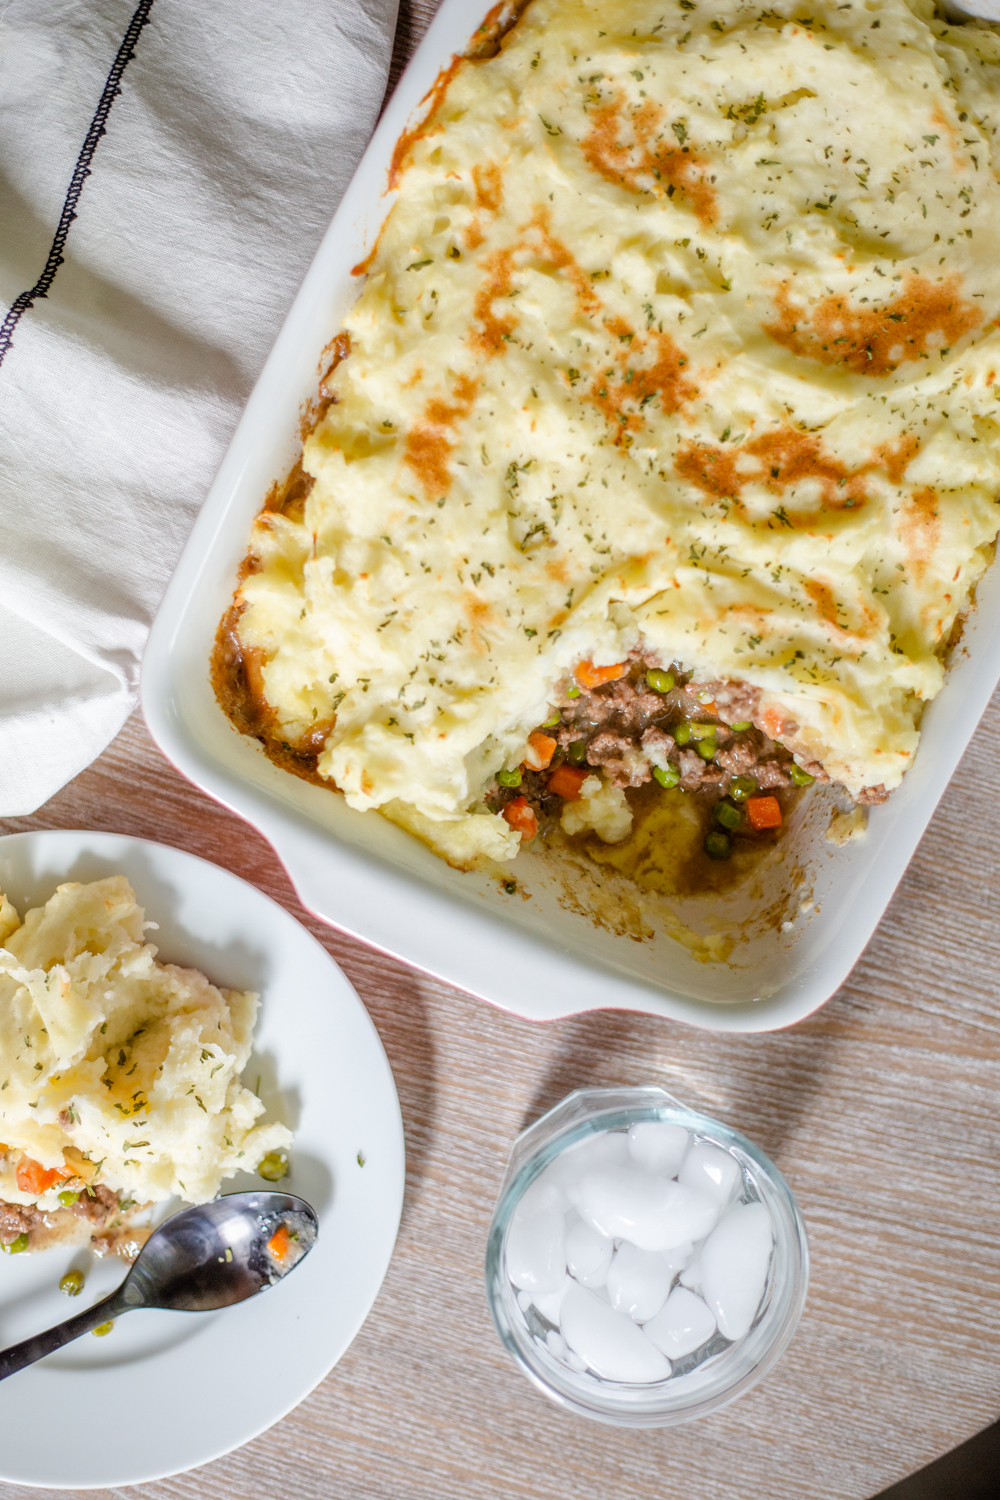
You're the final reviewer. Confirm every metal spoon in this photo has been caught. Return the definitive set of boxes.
[0,1191,317,1381]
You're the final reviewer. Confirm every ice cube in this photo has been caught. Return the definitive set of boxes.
[677,1143,742,1208]
[606,1241,673,1322]
[560,1282,672,1383]
[514,1169,570,1220]
[664,1241,695,1276]
[627,1121,689,1177]
[700,1201,774,1340]
[551,1129,631,1193]
[643,1286,717,1358]
[506,1208,567,1292]
[531,1276,570,1325]
[678,1256,702,1292]
[569,1165,720,1251]
[545,1329,568,1360]
[566,1219,613,1288]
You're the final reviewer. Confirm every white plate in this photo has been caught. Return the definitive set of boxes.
[142,0,1000,1034]
[0,830,404,1489]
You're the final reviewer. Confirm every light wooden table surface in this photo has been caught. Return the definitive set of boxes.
[3,5,1000,1498]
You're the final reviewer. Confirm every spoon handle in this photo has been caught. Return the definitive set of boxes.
[0,1287,131,1381]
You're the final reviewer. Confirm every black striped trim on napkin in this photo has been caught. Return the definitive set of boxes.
[0,0,155,371]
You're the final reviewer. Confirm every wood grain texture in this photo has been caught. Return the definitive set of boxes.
[2,2,1000,1497]
[385,0,442,101]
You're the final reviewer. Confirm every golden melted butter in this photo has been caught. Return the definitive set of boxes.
[233,0,1000,864]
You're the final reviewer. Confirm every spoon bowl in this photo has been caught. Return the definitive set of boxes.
[125,1192,316,1312]
[0,1191,318,1380]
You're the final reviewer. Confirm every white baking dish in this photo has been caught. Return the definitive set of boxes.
[142,0,1000,1032]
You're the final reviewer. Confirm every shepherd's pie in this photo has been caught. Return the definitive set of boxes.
[0,878,290,1252]
[215,0,1000,870]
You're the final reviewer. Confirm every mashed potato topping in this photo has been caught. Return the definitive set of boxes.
[225,0,1000,866]
[0,878,291,1214]
[560,775,633,842]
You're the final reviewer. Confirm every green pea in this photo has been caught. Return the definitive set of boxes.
[567,741,588,765]
[258,1152,289,1183]
[730,720,752,732]
[729,776,757,802]
[92,1321,114,1337]
[789,763,815,786]
[673,722,692,746]
[541,711,561,728]
[689,722,717,741]
[704,831,731,860]
[694,740,716,762]
[652,763,680,789]
[496,767,523,788]
[714,800,742,830]
[60,1269,85,1297]
[646,668,676,694]
[2,1233,29,1255]
[58,1189,79,1208]
[566,685,581,699]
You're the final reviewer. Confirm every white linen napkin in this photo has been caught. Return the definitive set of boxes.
[0,0,399,814]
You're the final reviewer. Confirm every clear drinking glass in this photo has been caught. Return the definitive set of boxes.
[484,1085,808,1427]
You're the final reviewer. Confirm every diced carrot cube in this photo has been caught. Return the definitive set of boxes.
[746,795,782,830]
[548,765,590,801]
[524,732,557,770]
[267,1223,290,1262]
[502,796,538,840]
[15,1157,74,1196]
[574,660,627,691]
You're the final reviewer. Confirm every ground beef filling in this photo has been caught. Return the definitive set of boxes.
[0,1184,126,1252]
[487,655,829,856]
[0,1199,35,1246]
[553,671,804,794]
